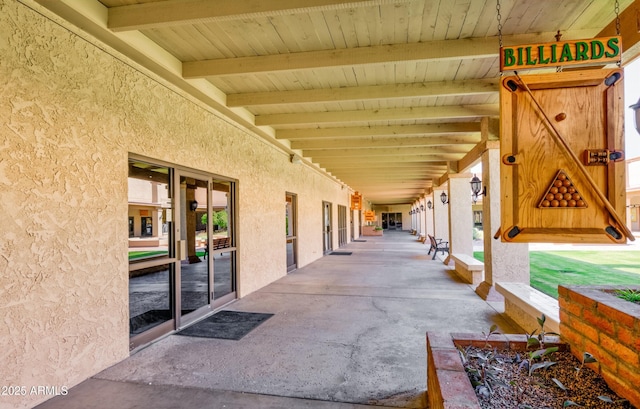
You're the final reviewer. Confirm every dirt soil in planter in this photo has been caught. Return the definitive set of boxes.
[462,347,633,409]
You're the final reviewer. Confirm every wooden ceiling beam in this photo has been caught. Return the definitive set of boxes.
[257,105,498,126]
[276,123,481,140]
[183,38,497,77]
[183,31,597,78]
[313,154,464,165]
[108,0,408,31]
[292,135,480,150]
[228,79,499,107]
[307,145,473,158]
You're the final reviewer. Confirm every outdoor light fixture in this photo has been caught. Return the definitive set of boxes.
[631,96,640,135]
[427,200,432,210]
[470,174,486,203]
[420,204,424,211]
[190,200,199,211]
[440,192,448,205]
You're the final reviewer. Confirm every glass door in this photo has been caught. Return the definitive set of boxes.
[211,179,236,305]
[337,205,347,247]
[128,159,176,350]
[323,201,332,254]
[286,193,297,272]
[176,171,212,327]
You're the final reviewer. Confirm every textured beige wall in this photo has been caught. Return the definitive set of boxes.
[0,1,348,407]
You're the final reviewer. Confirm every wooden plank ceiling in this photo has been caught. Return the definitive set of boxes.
[37,0,632,205]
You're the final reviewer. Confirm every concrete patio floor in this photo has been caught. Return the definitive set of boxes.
[35,230,522,409]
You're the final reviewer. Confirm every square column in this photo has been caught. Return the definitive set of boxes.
[447,174,474,262]
[425,194,434,237]
[432,187,449,251]
[476,148,530,301]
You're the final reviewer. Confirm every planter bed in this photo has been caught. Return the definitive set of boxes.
[427,332,568,409]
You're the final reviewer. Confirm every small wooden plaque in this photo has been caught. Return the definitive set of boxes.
[500,68,627,243]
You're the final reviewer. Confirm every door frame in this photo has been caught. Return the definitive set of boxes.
[322,201,333,254]
[286,193,298,272]
[174,168,214,330]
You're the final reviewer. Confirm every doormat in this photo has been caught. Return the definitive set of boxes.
[330,251,352,255]
[353,239,367,242]
[176,310,273,340]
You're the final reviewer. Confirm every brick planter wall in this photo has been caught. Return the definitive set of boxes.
[558,285,640,408]
[426,332,565,409]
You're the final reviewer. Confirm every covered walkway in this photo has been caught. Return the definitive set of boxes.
[37,231,521,409]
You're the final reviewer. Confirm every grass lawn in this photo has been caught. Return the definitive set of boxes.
[473,251,640,299]
[129,250,167,260]
[129,250,207,260]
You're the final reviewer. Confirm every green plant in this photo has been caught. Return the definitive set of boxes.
[525,314,559,350]
[482,324,501,348]
[614,288,640,303]
[374,226,383,231]
[518,315,560,376]
[575,352,597,379]
[201,211,228,230]
[461,347,510,399]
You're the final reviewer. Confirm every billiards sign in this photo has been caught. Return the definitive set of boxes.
[499,68,633,244]
[500,36,621,71]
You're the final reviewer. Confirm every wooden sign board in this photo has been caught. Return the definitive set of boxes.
[500,36,621,71]
[364,210,376,222]
[350,192,362,210]
[500,68,629,243]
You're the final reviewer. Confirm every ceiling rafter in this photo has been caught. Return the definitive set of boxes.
[312,154,464,164]
[307,145,473,157]
[276,123,481,140]
[183,38,497,77]
[257,105,499,126]
[292,135,480,150]
[108,0,410,31]
[227,79,499,107]
[182,31,597,78]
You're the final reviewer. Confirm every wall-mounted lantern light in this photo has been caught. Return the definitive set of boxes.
[427,200,432,210]
[440,191,448,205]
[190,200,199,211]
[470,174,487,203]
[630,96,640,135]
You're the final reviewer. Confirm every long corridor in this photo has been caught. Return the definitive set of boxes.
[37,230,521,409]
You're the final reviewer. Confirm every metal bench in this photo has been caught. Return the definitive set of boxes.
[427,234,449,260]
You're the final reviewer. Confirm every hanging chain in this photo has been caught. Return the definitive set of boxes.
[615,0,620,36]
[615,0,621,66]
[496,0,503,48]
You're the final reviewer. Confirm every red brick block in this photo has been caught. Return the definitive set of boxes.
[617,361,640,394]
[559,299,583,318]
[570,317,600,343]
[431,349,465,372]
[428,332,456,350]
[560,323,585,350]
[557,285,571,299]
[616,325,640,351]
[566,289,598,309]
[435,370,481,409]
[597,302,637,328]
[584,339,616,374]
[601,367,640,409]
[600,333,640,367]
[583,309,615,336]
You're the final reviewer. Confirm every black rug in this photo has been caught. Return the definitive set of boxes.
[330,251,352,255]
[353,239,367,242]
[176,310,273,340]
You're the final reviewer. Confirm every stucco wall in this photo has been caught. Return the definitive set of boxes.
[0,1,348,408]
